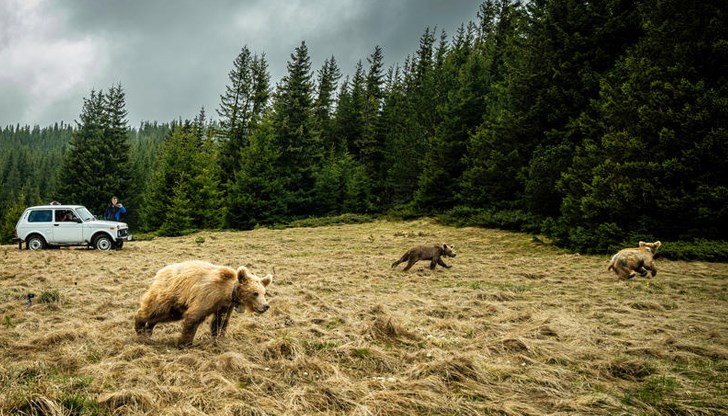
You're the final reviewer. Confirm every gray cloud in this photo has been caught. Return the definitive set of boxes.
[0,0,481,128]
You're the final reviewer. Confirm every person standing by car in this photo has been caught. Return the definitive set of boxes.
[104,196,127,222]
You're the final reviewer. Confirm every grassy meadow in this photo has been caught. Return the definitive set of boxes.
[0,219,727,415]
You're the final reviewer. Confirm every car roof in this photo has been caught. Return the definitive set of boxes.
[27,205,86,210]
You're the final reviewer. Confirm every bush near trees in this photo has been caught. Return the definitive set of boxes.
[0,0,725,260]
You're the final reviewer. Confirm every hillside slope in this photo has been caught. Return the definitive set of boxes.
[1,220,726,415]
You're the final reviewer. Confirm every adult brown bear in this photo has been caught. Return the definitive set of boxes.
[134,260,273,348]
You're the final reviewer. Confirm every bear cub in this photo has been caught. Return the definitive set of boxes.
[608,241,661,280]
[392,243,457,271]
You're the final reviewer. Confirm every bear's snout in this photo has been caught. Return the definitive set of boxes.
[257,304,270,313]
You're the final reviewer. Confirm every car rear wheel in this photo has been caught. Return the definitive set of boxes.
[94,235,113,251]
[27,235,46,250]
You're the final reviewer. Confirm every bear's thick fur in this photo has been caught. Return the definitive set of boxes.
[391,243,457,271]
[608,241,661,280]
[134,260,272,348]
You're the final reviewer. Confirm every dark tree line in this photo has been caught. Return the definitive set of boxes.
[1,0,726,256]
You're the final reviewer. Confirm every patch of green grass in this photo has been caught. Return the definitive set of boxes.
[61,393,103,416]
[129,232,156,241]
[352,348,371,359]
[39,290,60,303]
[3,368,102,415]
[672,358,727,384]
[488,282,529,293]
[309,341,339,352]
[661,302,679,310]
[467,281,484,290]
[288,251,316,258]
[623,375,678,409]
[85,347,105,364]
[449,280,529,293]
[324,318,346,329]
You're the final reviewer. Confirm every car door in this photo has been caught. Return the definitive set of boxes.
[51,209,84,244]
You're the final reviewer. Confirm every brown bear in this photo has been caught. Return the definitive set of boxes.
[134,260,273,348]
[607,241,661,280]
[391,243,457,271]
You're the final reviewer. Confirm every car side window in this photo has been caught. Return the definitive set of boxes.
[55,210,76,222]
[28,210,52,222]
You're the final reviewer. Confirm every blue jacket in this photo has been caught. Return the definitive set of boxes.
[104,204,127,221]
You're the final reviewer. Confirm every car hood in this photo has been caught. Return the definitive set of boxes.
[86,220,129,228]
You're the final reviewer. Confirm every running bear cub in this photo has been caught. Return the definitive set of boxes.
[134,260,273,348]
[608,241,661,280]
[392,243,457,271]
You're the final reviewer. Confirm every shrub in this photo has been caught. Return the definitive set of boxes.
[441,206,536,232]
[658,239,728,262]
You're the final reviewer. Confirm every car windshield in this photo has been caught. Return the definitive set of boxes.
[76,207,95,222]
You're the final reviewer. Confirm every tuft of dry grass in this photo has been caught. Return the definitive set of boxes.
[1,219,727,415]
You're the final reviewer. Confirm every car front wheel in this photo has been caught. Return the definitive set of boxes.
[94,235,113,251]
[27,235,46,250]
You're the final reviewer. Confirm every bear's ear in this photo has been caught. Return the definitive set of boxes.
[442,243,448,250]
[639,241,647,247]
[237,266,251,283]
[654,241,662,249]
[261,274,273,287]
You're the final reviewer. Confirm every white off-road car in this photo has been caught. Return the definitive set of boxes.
[15,205,132,250]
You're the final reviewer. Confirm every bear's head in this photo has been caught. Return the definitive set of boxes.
[639,241,661,254]
[235,266,273,314]
[442,243,456,258]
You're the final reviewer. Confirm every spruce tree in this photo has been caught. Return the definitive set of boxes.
[228,116,286,228]
[380,60,425,208]
[332,77,353,154]
[314,56,342,152]
[361,46,386,192]
[270,40,320,217]
[341,61,367,159]
[0,190,27,243]
[217,46,270,188]
[141,120,223,232]
[415,25,487,212]
[102,84,133,211]
[218,47,271,228]
[57,86,132,216]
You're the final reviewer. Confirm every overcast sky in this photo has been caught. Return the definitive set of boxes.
[0,0,482,129]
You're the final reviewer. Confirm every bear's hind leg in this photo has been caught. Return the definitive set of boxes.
[403,258,417,271]
[614,266,632,280]
[178,313,206,349]
[392,254,408,269]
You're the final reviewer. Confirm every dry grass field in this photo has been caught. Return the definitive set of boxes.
[1,219,727,415]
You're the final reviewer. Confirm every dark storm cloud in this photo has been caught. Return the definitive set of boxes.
[0,0,481,128]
